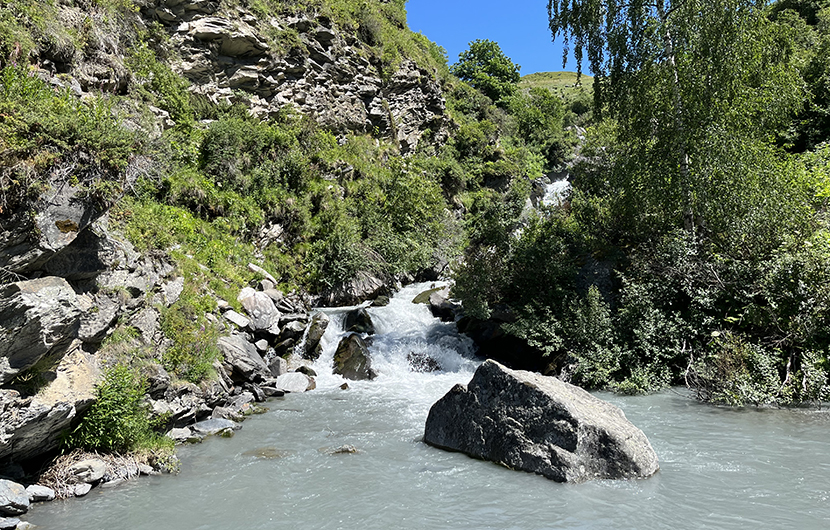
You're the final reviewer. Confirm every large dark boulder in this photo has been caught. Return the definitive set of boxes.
[319,271,388,306]
[342,307,374,335]
[424,360,659,483]
[333,334,375,380]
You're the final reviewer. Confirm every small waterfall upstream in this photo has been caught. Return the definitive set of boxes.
[27,283,830,529]
[311,282,478,389]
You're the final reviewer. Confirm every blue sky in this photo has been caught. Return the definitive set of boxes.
[406,0,579,76]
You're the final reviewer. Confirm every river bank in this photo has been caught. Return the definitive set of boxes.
[22,283,830,529]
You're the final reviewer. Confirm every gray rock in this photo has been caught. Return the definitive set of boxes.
[333,334,375,381]
[138,464,158,476]
[428,288,458,322]
[78,293,120,343]
[68,458,106,484]
[0,480,28,516]
[0,277,82,384]
[280,320,306,341]
[295,365,317,377]
[237,288,280,333]
[161,277,185,306]
[217,335,270,382]
[211,406,245,422]
[254,339,269,352]
[0,517,19,530]
[73,483,92,497]
[166,427,193,444]
[272,338,295,358]
[131,307,160,346]
[224,310,250,329]
[303,312,329,361]
[140,363,171,399]
[0,180,105,275]
[275,372,315,393]
[268,356,288,377]
[424,360,659,483]
[25,484,55,503]
[320,271,387,306]
[343,307,374,335]
[0,348,100,462]
[190,418,241,437]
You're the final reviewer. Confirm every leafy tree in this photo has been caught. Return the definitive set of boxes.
[548,0,803,236]
[450,39,521,103]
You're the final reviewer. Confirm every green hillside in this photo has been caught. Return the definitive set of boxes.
[520,71,593,91]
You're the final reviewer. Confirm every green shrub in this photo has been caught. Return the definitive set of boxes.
[0,65,139,211]
[63,365,172,454]
[160,283,222,383]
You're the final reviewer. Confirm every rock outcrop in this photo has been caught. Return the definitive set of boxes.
[0,277,82,384]
[423,360,659,483]
[136,1,449,152]
[303,312,329,360]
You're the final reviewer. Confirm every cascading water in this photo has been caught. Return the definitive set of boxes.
[540,177,571,208]
[312,282,478,389]
[26,283,830,529]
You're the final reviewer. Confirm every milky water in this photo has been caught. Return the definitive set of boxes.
[28,283,830,529]
[541,178,571,207]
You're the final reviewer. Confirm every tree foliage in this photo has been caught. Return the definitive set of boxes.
[450,39,521,103]
[549,0,804,235]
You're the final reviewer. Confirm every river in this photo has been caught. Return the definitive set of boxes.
[27,283,830,529]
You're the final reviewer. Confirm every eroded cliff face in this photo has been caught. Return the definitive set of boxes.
[38,0,449,153]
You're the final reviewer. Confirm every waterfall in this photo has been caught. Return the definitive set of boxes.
[310,282,478,389]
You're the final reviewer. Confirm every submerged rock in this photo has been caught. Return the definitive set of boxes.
[423,360,659,483]
[333,334,376,380]
[407,352,441,373]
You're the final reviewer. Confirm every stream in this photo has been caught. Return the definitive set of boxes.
[28,283,830,529]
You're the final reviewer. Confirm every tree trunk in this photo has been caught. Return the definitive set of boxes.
[658,1,694,233]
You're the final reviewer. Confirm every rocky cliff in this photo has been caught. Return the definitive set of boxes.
[0,0,453,467]
[33,0,449,153]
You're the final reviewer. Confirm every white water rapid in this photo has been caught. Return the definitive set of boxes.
[540,178,571,208]
[27,283,830,529]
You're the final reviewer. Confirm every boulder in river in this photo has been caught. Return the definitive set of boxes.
[423,360,659,483]
[342,307,375,335]
[407,351,441,373]
[275,372,316,393]
[333,334,376,380]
